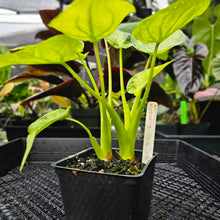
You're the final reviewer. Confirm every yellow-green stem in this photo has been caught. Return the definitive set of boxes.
[93,42,105,97]
[104,39,112,107]
[131,54,152,117]
[138,44,159,114]
[206,24,214,88]
[119,48,130,129]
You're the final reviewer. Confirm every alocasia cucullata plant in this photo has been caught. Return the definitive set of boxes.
[0,0,210,171]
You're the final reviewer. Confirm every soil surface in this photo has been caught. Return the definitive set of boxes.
[64,150,145,175]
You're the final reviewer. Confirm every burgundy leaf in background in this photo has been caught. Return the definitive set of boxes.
[21,79,83,106]
[7,72,64,85]
[38,10,62,36]
[31,60,82,76]
[148,82,173,109]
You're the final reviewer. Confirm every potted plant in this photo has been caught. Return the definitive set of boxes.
[158,41,211,134]
[0,0,210,219]
[158,3,220,134]
[2,8,173,140]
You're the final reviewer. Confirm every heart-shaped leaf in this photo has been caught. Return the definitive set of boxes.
[127,61,172,94]
[172,43,208,97]
[49,0,136,43]
[132,0,210,44]
[132,30,187,54]
[0,35,84,68]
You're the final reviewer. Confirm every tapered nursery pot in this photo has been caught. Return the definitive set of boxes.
[53,147,157,220]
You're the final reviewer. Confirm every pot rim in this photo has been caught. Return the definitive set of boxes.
[52,147,158,178]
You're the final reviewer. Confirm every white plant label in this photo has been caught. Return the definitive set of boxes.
[142,101,158,164]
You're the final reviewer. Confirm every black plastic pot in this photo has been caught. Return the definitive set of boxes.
[156,124,220,157]
[175,122,210,135]
[53,147,157,220]
[0,138,220,219]
[199,101,220,135]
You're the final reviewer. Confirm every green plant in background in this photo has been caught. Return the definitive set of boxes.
[0,49,57,119]
[0,46,29,118]
[160,41,210,124]
[193,3,220,88]
[0,0,210,171]
[161,3,220,124]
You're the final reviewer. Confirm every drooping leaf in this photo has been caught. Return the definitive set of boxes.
[20,107,71,171]
[0,35,84,68]
[20,79,83,106]
[49,0,136,43]
[127,61,172,94]
[172,43,208,97]
[132,0,211,44]
[132,30,187,54]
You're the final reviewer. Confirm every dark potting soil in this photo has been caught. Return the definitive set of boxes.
[64,150,145,175]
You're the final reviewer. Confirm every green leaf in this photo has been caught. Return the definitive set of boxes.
[106,29,132,49]
[2,83,29,103]
[127,61,172,94]
[212,56,220,80]
[20,107,71,171]
[117,21,140,34]
[192,5,220,76]
[193,17,220,52]
[0,46,11,84]
[214,4,220,18]
[132,0,210,44]
[132,30,187,54]
[0,35,84,68]
[49,0,136,43]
